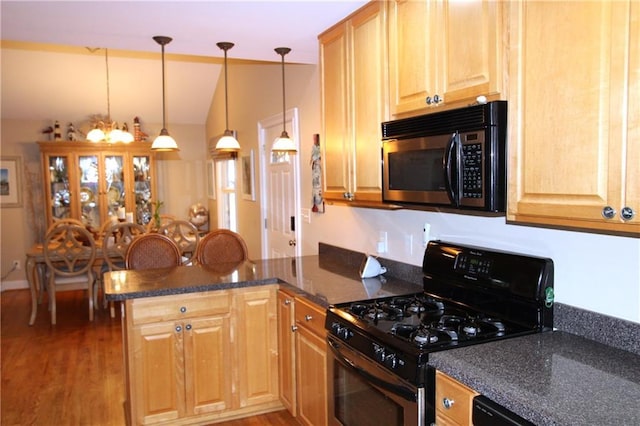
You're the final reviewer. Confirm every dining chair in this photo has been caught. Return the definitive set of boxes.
[195,229,249,267]
[43,223,97,325]
[158,220,200,265]
[100,221,146,317]
[125,233,182,270]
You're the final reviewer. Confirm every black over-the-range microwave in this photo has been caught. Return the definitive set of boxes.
[381,100,507,212]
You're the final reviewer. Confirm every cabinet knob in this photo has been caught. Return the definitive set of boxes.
[291,325,298,332]
[442,397,455,409]
[305,314,313,322]
[175,325,182,333]
[185,324,192,331]
[621,206,635,221]
[180,306,187,313]
[602,206,616,219]
[343,192,354,201]
[284,299,292,305]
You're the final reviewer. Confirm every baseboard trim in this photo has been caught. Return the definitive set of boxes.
[1,280,29,292]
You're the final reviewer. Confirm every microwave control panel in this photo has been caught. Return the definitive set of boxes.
[461,142,483,198]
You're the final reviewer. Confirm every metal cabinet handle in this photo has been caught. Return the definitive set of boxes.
[284,299,292,305]
[305,315,313,321]
[185,324,192,331]
[442,397,455,409]
[602,206,616,219]
[180,306,187,313]
[175,325,182,333]
[621,206,635,221]
[291,325,298,332]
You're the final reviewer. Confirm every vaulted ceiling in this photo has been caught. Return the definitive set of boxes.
[0,1,367,127]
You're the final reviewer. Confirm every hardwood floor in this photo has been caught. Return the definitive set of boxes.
[1,289,298,426]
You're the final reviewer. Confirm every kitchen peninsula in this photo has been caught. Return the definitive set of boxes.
[103,249,423,426]
[105,245,640,426]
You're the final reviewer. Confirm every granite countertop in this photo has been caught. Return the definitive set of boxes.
[103,254,424,307]
[429,330,640,425]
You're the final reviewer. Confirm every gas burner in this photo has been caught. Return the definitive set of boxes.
[412,326,440,346]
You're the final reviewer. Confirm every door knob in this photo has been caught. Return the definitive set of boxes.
[289,240,296,246]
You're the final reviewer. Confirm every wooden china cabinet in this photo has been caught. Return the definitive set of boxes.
[38,141,156,230]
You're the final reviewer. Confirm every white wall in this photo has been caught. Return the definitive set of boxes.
[303,205,640,323]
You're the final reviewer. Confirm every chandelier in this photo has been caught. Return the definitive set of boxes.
[86,48,134,143]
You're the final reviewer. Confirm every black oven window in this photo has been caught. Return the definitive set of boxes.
[388,149,445,192]
[334,360,404,426]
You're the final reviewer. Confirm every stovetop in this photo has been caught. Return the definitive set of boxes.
[325,240,554,385]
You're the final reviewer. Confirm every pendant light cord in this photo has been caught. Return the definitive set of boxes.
[223,48,230,131]
[280,52,286,132]
[104,48,112,123]
[160,43,167,129]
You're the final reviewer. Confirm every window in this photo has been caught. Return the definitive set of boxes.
[216,159,237,232]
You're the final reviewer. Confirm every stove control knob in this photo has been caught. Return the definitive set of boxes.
[338,327,353,341]
[373,346,385,363]
[384,353,398,369]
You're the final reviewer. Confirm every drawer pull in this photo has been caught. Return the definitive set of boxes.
[442,397,454,409]
[291,325,298,332]
[175,325,182,333]
[284,299,292,305]
[305,314,313,321]
[180,306,187,313]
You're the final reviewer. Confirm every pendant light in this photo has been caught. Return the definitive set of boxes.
[215,42,241,153]
[151,36,179,151]
[86,48,134,144]
[272,47,297,153]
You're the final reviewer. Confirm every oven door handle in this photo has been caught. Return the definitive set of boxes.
[328,339,417,403]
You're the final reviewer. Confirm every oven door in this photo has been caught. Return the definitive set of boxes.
[327,335,425,426]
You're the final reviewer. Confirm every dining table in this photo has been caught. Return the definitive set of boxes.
[25,241,106,326]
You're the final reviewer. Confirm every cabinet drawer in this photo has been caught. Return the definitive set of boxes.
[435,371,478,426]
[295,297,326,338]
[129,291,231,325]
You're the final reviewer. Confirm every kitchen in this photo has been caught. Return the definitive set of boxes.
[1,1,639,425]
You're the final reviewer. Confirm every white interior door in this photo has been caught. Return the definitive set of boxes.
[259,108,301,259]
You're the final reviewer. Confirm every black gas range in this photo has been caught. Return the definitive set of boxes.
[325,241,554,426]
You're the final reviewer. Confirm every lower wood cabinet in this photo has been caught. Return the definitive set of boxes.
[278,289,328,426]
[123,286,281,425]
[435,370,479,426]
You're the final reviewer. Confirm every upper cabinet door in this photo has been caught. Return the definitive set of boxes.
[388,0,505,117]
[320,1,387,204]
[439,0,505,105]
[507,0,639,235]
[388,0,438,115]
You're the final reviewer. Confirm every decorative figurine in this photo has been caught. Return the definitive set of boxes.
[133,117,148,142]
[67,123,77,141]
[53,121,62,141]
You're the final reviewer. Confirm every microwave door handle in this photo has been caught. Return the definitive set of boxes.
[443,132,458,205]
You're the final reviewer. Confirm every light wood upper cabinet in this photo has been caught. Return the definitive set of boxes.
[38,141,156,229]
[389,0,506,117]
[507,0,639,235]
[320,1,388,204]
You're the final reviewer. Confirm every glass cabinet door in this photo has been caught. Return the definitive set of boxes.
[132,155,152,225]
[78,155,101,229]
[48,156,71,220]
[103,155,125,224]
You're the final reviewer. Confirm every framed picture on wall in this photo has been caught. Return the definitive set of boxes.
[1,156,23,208]
[207,160,216,199]
[241,150,255,201]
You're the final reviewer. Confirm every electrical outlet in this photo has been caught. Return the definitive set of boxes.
[12,260,21,270]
